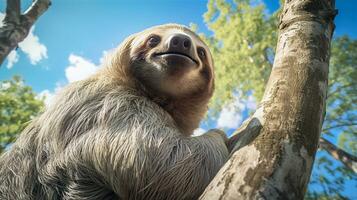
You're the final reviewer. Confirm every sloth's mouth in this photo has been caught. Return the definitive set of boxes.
[154,52,198,65]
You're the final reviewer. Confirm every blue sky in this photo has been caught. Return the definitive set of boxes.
[0,0,356,93]
[0,0,356,198]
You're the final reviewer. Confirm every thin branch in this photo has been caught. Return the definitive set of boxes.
[4,0,21,25]
[323,122,357,131]
[22,0,52,29]
[319,137,357,173]
[324,116,357,126]
[327,83,354,99]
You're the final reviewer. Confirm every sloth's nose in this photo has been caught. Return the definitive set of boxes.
[167,34,192,53]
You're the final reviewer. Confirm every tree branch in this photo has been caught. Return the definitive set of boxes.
[0,0,51,67]
[323,122,357,131]
[22,0,52,30]
[201,0,337,199]
[4,0,21,25]
[319,137,357,173]
[327,83,353,99]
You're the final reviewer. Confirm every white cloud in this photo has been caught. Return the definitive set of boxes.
[217,104,242,129]
[38,89,55,107]
[216,91,258,129]
[99,50,112,64]
[0,82,11,90]
[65,54,99,83]
[19,26,48,65]
[193,128,206,136]
[216,93,246,129]
[38,51,107,106]
[0,12,48,67]
[6,50,19,69]
[246,95,257,111]
[37,83,63,107]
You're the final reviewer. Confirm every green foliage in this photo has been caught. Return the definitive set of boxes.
[325,37,357,155]
[308,150,355,199]
[0,76,44,153]
[199,0,356,199]
[201,0,278,110]
[307,37,357,199]
[305,190,349,200]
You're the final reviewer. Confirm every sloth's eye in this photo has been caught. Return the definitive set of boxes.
[197,47,206,59]
[147,35,161,47]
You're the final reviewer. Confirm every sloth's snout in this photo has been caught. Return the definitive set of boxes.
[167,33,192,54]
[153,33,198,66]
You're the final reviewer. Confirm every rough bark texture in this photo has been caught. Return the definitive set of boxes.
[200,0,337,199]
[319,137,357,173]
[0,0,51,66]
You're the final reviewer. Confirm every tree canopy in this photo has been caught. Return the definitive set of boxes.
[0,76,44,153]
[202,0,277,109]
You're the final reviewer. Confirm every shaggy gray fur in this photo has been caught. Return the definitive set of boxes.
[0,24,229,200]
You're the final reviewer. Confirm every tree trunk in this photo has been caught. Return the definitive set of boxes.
[201,0,337,199]
[0,0,51,67]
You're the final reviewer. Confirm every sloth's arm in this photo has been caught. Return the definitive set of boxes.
[226,117,263,153]
[189,129,229,158]
[136,129,229,198]
[57,126,229,199]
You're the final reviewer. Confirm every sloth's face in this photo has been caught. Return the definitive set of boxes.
[129,24,214,97]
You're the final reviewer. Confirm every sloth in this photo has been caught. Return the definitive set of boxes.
[0,24,230,200]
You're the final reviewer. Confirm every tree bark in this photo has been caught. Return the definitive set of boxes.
[319,137,357,173]
[200,0,337,199]
[0,0,51,67]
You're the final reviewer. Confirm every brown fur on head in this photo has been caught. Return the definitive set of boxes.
[102,24,215,134]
